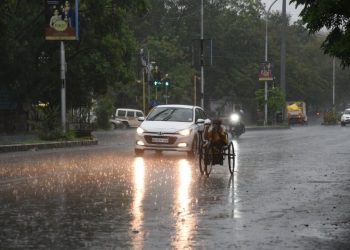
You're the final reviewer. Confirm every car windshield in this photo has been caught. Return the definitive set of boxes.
[147,107,193,122]
[344,110,350,114]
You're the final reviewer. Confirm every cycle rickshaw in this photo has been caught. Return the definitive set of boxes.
[198,120,236,177]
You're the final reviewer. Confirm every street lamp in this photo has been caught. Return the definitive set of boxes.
[264,0,279,125]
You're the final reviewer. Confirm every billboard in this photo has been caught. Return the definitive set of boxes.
[45,0,79,40]
[259,61,273,81]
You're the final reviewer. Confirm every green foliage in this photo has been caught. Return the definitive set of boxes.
[95,94,114,130]
[291,0,350,67]
[31,105,64,140]
[323,111,338,124]
[255,87,285,124]
[1,0,350,130]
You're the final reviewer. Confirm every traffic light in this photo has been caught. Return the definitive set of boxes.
[153,80,161,86]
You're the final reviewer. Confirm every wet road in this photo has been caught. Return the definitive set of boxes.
[0,125,349,249]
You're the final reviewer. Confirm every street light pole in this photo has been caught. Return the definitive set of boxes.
[60,41,66,133]
[333,57,335,107]
[264,0,279,126]
[194,75,197,106]
[200,0,204,109]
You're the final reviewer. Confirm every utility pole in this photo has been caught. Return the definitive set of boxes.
[60,42,66,133]
[200,0,204,109]
[280,0,286,96]
[264,0,278,126]
[194,75,197,106]
[333,57,335,107]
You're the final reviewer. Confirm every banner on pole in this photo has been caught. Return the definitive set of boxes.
[259,61,273,81]
[45,0,79,40]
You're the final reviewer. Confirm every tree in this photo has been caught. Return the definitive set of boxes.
[0,0,148,112]
[290,0,350,67]
[255,87,285,124]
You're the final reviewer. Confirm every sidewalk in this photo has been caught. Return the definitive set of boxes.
[0,133,98,153]
[245,124,290,131]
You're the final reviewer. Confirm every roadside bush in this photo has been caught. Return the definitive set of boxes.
[323,110,339,124]
[31,105,63,140]
[30,105,76,141]
[95,95,114,130]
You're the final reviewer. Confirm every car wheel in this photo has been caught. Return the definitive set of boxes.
[341,122,345,126]
[134,149,144,156]
[187,136,198,158]
[121,122,129,129]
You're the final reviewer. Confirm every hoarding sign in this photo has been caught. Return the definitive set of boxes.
[259,61,273,81]
[45,0,79,40]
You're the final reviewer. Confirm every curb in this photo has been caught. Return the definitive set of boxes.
[245,125,290,131]
[0,139,98,153]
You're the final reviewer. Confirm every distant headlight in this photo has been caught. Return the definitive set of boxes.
[230,114,240,122]
[136,127,144,135]
[179,128,191,136]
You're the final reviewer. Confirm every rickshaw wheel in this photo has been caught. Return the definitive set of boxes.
[227,142,235,175]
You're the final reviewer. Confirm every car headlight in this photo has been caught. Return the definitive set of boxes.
[179,128,191,136]
[230,114,240,123]
[136,127,144,135]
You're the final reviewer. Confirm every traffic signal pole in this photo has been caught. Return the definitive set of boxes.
[147,50,151,108]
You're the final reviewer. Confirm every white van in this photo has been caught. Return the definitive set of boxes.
[110,108,144,128]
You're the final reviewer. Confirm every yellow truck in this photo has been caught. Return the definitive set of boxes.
[286,101,307,125]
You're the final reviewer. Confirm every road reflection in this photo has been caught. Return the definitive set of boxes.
[131,157,145,250]
[173,159,195,248]
[232,139,240,171]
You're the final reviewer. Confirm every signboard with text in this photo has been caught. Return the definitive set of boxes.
[259,61,273,81]
[45,0,79,40]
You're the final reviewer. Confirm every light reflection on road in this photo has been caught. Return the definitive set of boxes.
[131,157,145,250]
[174,159,195,249]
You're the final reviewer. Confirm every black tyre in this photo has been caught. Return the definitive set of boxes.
[121,122,129,129]
[227,142,235,175]
[187,136,198,158]
[134,148,144,156]
[198,143,205,175]
[204,145,214,177]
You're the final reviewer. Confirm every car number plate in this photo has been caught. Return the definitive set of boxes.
[152,137,168,143]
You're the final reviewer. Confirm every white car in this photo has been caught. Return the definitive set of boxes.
[340,108,350,126]
[110,108,144,128]
[134,105,209,156]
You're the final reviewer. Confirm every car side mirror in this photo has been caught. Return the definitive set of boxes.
[138,117,145,122]
[196,118,205,124]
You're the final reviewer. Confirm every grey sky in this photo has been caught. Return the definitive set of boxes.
[261,0,303,23]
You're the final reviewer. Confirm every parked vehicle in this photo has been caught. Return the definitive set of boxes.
[134,104,208,156]
[286,101,307,125]
[110,108,144,129]
[228,112,245,138]
[340,108,350,126]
